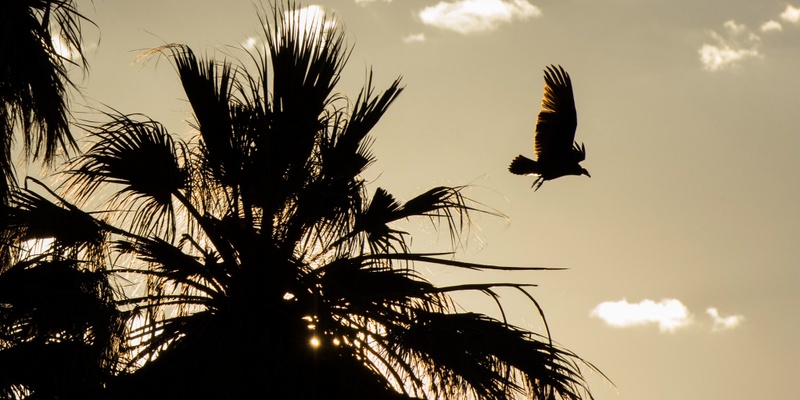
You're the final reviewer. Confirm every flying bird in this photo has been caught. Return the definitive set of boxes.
[509,65,590,190]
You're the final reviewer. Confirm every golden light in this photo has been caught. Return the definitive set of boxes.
[310,337,320,348]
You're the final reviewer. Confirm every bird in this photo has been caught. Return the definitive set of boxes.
[509,65,590,191]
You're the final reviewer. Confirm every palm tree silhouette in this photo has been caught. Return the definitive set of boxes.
[509,65,590,191]
[0,0,89,203]
[1,4,601,399]
[0,3,119,398]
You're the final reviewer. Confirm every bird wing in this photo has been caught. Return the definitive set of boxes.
[533,65,578,161]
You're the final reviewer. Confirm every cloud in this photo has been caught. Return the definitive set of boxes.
[284,6,337,37]
[355,0,391,4]
[590,299,693,333]
[419,0,541,34]
[780,4,800,24]
[722,20,748,35]
[699,20,761,72]
[241,6,336,54]
[706,308,745,332]
[280,5,338,51]
[402,33,427,43]
[760,20,783,32]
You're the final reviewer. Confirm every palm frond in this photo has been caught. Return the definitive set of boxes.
[0,185,106,263]
[356,186,492,253]
[0,259,119,343]
[112,237,225,301]
[262,2,349,188]
[0,0,90,170]
[155,45,243,189]
[323,72,404,179]
[64,113,189,239]
[387,311,595,400]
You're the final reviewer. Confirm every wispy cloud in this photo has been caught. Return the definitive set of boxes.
[419,0,541,34]
[761,19,783,32]
[699,5,800,70]
[706,308,745,332]
[760,20,783,32]
[402,33,427,43]
[780,4,800,24]
[590,298,693,333]
[699,20,761,72]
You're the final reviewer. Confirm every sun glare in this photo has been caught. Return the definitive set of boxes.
[51,34,78,60]
[21,238,54,258]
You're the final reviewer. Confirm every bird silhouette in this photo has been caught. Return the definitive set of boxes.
[509,65,590,191]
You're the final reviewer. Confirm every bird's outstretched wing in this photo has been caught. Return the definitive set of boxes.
[534,65,578,161]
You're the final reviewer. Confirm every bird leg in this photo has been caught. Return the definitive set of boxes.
[532,176,544,191]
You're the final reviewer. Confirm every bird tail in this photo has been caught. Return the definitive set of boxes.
[508,155,539,175]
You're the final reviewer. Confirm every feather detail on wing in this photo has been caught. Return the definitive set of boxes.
[534,65,578,161]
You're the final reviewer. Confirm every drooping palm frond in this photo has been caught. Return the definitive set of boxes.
[0,182,106,264]
[0,0,91,202]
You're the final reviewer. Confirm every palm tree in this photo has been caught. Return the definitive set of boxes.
[0,179,125,399]
[0,3,115,398]
[0,3,601,399]
[0,0,88,203]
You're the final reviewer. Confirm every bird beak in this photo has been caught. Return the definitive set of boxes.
[583,169,591,178]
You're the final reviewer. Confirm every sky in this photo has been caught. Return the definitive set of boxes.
[62,0,800,398]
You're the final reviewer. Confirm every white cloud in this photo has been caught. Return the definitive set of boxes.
[706,308,745,332]
[699,20,762,72]
[403,33,427,43]
[780,4,800,24]
[419,0,541,34]
[590,299,693,333]
[699,44,759,72]
[282,5,337,48]
[760,20,783,32]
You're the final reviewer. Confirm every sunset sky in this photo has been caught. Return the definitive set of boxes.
[66,0,800,398]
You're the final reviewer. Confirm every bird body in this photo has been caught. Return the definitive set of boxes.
[509,65,590,190]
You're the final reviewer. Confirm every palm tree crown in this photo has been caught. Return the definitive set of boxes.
[0,4,601,399]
